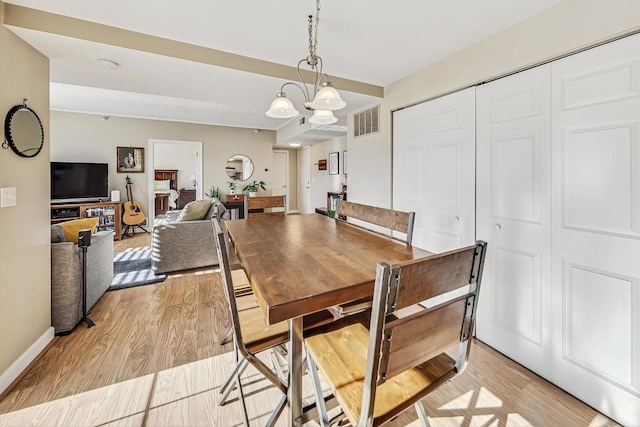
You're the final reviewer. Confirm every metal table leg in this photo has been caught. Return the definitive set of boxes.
[289,317,304,426]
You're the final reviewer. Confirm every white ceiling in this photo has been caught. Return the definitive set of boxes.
[4,0,565,132]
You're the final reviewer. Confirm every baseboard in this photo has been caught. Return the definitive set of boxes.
[0,327,54,395]
[288,209,300,214]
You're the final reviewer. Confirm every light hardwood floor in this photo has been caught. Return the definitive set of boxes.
[0,233,619,426]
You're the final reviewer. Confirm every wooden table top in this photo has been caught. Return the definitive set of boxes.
[225,214,431,325]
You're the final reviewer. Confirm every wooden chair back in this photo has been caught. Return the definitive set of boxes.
[336,200,415,244]
[360,241,487,422]
[247,195,285,218]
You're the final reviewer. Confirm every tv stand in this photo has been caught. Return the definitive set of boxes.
[51,201,122,240]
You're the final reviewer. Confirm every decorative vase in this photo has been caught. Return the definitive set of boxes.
[229,189,235,195]
[249,191,258,197]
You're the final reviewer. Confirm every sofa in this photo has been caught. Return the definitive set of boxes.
[51,229,114,334]
[151,197,227,274]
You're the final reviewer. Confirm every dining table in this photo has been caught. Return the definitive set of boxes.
[225,213,431,426]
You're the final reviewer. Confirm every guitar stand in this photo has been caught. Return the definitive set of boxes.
[123,224,150,237]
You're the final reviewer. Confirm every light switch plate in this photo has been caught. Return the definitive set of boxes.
[1,187,17,207]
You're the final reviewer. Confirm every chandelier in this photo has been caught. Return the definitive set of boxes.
[265,0,346,125]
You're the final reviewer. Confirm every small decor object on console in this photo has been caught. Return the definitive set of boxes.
[242,180,267,197]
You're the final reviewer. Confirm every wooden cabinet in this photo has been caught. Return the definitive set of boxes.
[179,189,196,208]
[51,201,122,240]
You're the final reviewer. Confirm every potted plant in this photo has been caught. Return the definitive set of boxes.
[227,181,237,195]
[206,186,219,199]
[243,180,267,197]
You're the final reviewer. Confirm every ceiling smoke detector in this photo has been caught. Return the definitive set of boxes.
[96,58,119,70]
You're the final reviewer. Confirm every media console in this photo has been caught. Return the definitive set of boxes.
[51,201,122,240]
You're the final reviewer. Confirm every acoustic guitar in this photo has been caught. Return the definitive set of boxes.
[123,175,146,226]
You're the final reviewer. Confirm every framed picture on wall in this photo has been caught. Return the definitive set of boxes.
[117,146,145,173]
[329,151,339,175]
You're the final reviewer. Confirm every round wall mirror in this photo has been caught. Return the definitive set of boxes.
[225,154,254,181]
[4,104,44,158]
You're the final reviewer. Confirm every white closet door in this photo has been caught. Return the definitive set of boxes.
[551,33,640,426]
[476,64,553,377]
[393,87,476,252]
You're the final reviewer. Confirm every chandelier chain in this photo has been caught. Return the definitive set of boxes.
[307,0,321,69]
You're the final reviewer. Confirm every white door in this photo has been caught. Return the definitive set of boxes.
[393,87,476,252]
[550,33,640,425]
[475,64,553,377]
[272,150,289,212]
[299,146,312,214]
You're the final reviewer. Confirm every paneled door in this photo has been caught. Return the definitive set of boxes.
[298,146,312,214]
[272,150,289,212]
[475,64,553,377]
[393,87,476,252]
[550,33,640,425]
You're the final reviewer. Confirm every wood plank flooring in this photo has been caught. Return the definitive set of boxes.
[0,233,620,426]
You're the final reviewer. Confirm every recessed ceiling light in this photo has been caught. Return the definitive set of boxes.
[96,58,119,70]
[289,143,301,147]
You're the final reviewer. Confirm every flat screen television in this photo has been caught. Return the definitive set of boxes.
[51,162,109,203]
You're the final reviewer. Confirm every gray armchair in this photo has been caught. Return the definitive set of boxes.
[151,198,227,274]
[51,230,114,334]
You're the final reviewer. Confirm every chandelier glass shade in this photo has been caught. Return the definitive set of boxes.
[265,0,346,123]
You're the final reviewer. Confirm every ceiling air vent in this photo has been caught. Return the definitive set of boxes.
[354,105,379,138]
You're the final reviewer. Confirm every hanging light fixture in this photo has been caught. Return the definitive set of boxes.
[265,0,346,125]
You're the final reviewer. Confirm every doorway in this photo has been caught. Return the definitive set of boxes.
[299,146,312,214]
[148,139,203,226]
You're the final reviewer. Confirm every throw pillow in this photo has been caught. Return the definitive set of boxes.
[51,224,68,243]
[177,199,212,222]
[60,217,99,243]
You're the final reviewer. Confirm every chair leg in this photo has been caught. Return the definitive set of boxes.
[235,369,250,427]
[219,358,249,404]
[219,326,233,345]
[270,348,286,382]
[415,401,431,427]
[308,355,330,427]
[265,393,287,427]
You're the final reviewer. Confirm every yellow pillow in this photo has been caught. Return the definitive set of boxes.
[60,218,99,244]
[177,199,212,222]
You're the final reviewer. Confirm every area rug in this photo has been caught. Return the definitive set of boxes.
[109,248,166,290]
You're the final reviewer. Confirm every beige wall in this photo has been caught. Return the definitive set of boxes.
[51,112,277,215]
[0,2,51,380]
[348,0,640,208]
[154,143,198,191]
[310,136,347,209]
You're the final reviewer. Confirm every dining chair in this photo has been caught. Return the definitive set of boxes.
[216,216,256,345]
[246,195,286,218]
[305,241,487,427]
[213,218,289,426]
[331,200,417,318]
[213,219,335,426]
[336,199,415,244]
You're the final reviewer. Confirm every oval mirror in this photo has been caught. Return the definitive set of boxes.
[225,154,254,181]
[4,104,44,158]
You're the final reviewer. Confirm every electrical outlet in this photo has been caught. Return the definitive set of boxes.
[1,187,16,207]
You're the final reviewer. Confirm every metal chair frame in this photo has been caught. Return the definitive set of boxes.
[306,241,487,427]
